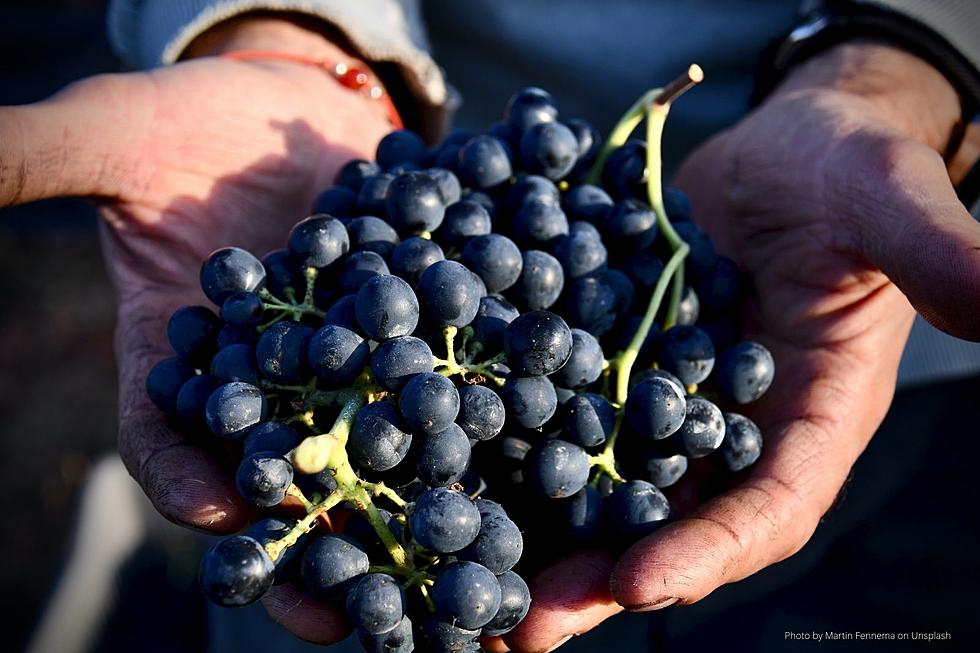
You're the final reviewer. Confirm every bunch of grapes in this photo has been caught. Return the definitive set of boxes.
[144,70,774,652]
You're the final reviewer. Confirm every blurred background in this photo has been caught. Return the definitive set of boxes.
[2,1,978,652]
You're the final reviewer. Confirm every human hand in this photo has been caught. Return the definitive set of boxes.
[499,41,976,652]
[0,15,391,643]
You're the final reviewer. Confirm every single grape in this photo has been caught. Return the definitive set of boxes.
[715,341,775,404]
[389,236,445,285]
[355,274,420,341]
[602,140,647,199]
[643,452,688,488]
[605,479,670,538]
[675,396,726,458]
[563,275,619,337]
[563,393,615,447]
[408,487,481,553]
[175,374,214,432]
[357,615,414,653]
[512,249,564,311]
[301,533,370,598]
[675,285,701,326]
[199,535,274,607]
[718,412,763,471]
[370,335,434,391]
[461,234,523,294]
[421,616,481,653]
[512,198,570,249]
[339,250,389,294]
[311,185,357,217]
[566,117,601,168]
[560,485,603,541]
[385,170,446,234]
[399,370,458,429]
[167,305,220,364]
[243,421,303,458]
[528,439,590,498]
[603,198,657,250]
[255,321,313,384]
[216,323,259,349]
[504,87,557,132]
[426,167,463,205]
[519,121,579,180]
[335,158,382,192]
[620,251,665,289]
[307,324,370,388]
[357,173,395,215]
[658,325,715,386]
[554,222,608,279]
[457,384,506,442]
[601,268,635,314]
[502,174,560,215]
[470,295,520,353]
[432,560,502,630]
[482,570,531,636]
[347,573,405,635]
[236,451,293,507]
[458,508,523,574]
[504,311,573,376]
[438,200,492,248]
[220,291,264,326]
[205,381,267,440]
[246,517,306,583]
[551,328,604,388]
[458,135,513,189]
[695,256,742,312]
[348,401,413,471]
[347,215,400,258]
[200,247,266,306]
[210,343,259,385]
[287,215,350,269]
[376,129,427,169]
[673,220,717,278]
[663,186,692,220]
[501,375,558,429]
[261,249,303,298]
[624,376,686,441]
[417,260,483,328]
[146,357,195,415]
[323,294,359,330]
[563,184,613,223]
[415,423,472,487]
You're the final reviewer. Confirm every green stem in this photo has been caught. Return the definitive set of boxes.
[285,483,314,511]
[585,88,661,185]
[303,267,318,307]
[265,491,342,562]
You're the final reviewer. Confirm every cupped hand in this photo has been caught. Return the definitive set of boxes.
[500,42,977,652]
[0,16,391,644]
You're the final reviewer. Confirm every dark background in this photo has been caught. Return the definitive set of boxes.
[2,2,978,652]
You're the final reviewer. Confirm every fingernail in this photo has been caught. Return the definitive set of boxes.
[625,596,680,611]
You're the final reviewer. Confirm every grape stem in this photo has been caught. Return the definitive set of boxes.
[285,483,314,511]
[258,287,325,320]
[434,326,507,385]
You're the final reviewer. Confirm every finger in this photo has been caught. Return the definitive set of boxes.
[0,73,147,206]
[503,550,620,653]
[261,583,351,645]
[115,293,249,533]
[830,131,980,339]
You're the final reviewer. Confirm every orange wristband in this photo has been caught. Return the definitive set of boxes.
[221,49,403,129]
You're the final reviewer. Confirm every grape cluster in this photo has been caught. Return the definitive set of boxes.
[145,82,773,652]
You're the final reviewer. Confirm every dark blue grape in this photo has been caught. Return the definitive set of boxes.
[417,260,483,328]
[355,274,420,341]
[554,221,608,279]
[370,335,434,391]
[312,185,357,216]
[624,376,686,441]
[663,186,692,221]
[675,396,726,458]
[512,249,564,310]
[463,190,497,220]
[357,173,395,216]
[335,159,382,192]
[605,479,670,538]
[620,251,665,289]
[408,488,481,553]
[501,375,557,429]
[175,374,214,432]
[246,517,307,583]
[673,220,718,279]
[482,570,531,636]
[438,200,492,248]
[199,535,274,607]
[340,251,389,294]
[504,311,573,376]
[167,305,220,364]
[695,256,742,312]
[715,341,775,404]
[470,295,520,352]
[389,236,445,286]
[220,291,264,327]
[347,573,405,635]
[307,324,370,387]
[563,393,615,447]
[301,534,369,598]
[602,140,647,199]
[349,401,413,471]
[399,372,460,435]
[200,247,266,306]
[216,323,259,349]
[243,421,303,458]
[564,275,618,337]
[256,321,313,384]
[236,451,293,507]
[376,129,427,169]
[287,215,350,269]
[422,616,481,652]
[458,507,523,573]
[457,384,506,442]
[502,174,560,216]
[529,439,590,498]
[504,87,557,132]
[519,121,579,180]
[675,286,700,325]
[643,453,688,488]
[461,234,523,294]
[415,423,472,487]
[603,198,657,250]
[563,184,613,223]
[385,170,446,234]
[551,328,604,388]
[432,561,502,630]
[210,344,259,385]
[560,485,603,542]
[146,357,195,415]
[512,198,569,249]
[658,325,715,386]
[261,249,302,298]
[458,135,512,190]
[566,118,601,170]
[426,167,463,205]
[718,412,763,471]
[205,381,267,439]
[358,615,414,653]
[319,296,356,332]
[347,216,400,258]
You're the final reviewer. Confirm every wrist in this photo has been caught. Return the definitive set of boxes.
[185,14,355,63]
[773,40,963,153]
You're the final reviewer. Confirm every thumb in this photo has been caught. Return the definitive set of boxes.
[0,72,147,206]
[831,131,980,339]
